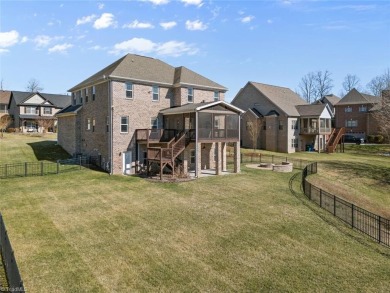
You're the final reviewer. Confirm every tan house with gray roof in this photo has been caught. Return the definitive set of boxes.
[57,54,243,177]
[232,82,333,153]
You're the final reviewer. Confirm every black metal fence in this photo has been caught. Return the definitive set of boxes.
[0,156,103,179]
[302,162,390,247]
[0,214,24,292]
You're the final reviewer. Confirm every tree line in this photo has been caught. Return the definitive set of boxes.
[298,68,390,103]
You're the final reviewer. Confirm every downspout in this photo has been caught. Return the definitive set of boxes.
[195,110,199,178]
[109,78,114,175]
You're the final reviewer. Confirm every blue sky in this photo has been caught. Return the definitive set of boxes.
[1,0,389,101]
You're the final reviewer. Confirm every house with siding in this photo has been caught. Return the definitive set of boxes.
[8,91,70,133]
[0,91,11,117]
[56,54,243,177]
[232,82,333,153]
[334,88,381,139]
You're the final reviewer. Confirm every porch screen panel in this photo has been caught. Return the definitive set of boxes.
[214,115,225,138]
[226,114,239,139]
[198,112,212,139]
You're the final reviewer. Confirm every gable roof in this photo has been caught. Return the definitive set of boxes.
[336,88,381,105]
[11,91,71,108]
[0,90,11,104]
[159,100,244,115]
[248,108,263,118]
[296,104,328,116]
[248,82,307,116]
[321,94,340,105]
[69,54,227,92]
[56,104,83,116]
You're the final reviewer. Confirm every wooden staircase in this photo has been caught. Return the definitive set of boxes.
[146,130,192,179]
[326,127,346,153]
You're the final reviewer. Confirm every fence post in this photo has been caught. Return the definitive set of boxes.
[378,216,381,244]
[351,204,354,228]
[25,162,28,177]
[272,155,274,163]
[333,195,336,216]
[79,156,82,170]
[260,153,262,163]
[5,164,7,178]
[57,160,60,174]
[41,161,44,176]
[240,154,243,163]
[320,189,322,207]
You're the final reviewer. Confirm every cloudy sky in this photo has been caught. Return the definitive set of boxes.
[1,0,389,101]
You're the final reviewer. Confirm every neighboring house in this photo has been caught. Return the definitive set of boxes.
[8,91,71,133]
[56,54,243,177]
[314,94,340,116]
[334,88,381,139]
[232,82,333,153]
[0,90,11,116]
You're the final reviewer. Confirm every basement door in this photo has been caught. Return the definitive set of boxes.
[123,151,132,175]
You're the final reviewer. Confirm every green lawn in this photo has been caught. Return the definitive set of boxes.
[0,135,389,292]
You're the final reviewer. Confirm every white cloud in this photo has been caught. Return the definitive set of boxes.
[89,45,104,50]
[98,3,105,10]
[0,30,19,48]
[185,20,207,31]
[0,48,9,54]
[160,21,177,30]
[143,0,170,5]
[181,0,203,7]
[34,35,52,47]
[110,37,198,57]
[93,13,116,29]
[123,20,154,29]
[241,16,254,23]
[267,19,273,24]
[76,14,97,26]
[21,36,29,43]
[48,43,73,54]
[156,41,198,56]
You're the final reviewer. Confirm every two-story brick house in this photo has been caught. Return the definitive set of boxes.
[334,88,381,139]
[8,91,70,133]
[232,82,333,153]
[57,54,243,177]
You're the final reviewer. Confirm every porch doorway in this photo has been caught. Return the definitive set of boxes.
[122,151,132,175]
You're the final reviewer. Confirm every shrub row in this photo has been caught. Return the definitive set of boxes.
[367,135,384,143]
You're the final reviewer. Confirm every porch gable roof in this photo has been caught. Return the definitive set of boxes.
[160,100,244,115]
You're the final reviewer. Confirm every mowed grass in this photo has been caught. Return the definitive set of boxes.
[0,136,389,292]
[240,145,390,218]
[0,133,70,164]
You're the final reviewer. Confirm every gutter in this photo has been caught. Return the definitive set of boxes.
[109,78,114,175]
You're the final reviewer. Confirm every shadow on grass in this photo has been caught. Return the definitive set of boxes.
[321,160,390,185]
[27,140,71,162]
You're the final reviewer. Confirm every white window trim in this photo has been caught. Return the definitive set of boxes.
[120,116,129,133]
[150,117,159,129]
[214,91,220,101]
[87,118,91,130]
[188,87,194,103]
[125,82,133,99]
[152,86,159,101]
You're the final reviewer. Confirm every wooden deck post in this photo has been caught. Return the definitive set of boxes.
[234,142,240,173]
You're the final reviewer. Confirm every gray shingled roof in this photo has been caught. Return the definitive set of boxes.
[296,104,326,116]
[322,94,340,105]
[336,88,380,105]
[11,91,71,108]
[69,54,227,92]
[249,82,307,116]
[56,104,83,116]
[160,100,243,115]
[0,90,11,104]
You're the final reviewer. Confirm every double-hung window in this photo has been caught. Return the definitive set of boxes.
[44,107,52,115]
[87,118,91,130]
[152,86,159,101]
[84,88,88,103]
[291,120,298,130]
[359,105,367,112]
[279,120,284,130]
[214,91,219,101]
[126,82,133,99]
[121,116,129,133]
[26,106,38,114]
[291,138,298,148]
[151,117,158,129]
[345,106,352,113]
[345,120,358,127]
[188,87,193,103]
[190,150,196,164]
[92,86,96,101]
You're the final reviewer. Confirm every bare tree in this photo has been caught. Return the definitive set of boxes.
[373,89,390,142]
[246,116,263,151]
[0,114,12,138]
[299,72,316,103]
[36,118,54,134]
[341,74,361,96]
[299,70,334,103]
[26,78,43,92]
[314,70,333,100]
[367,68,390,96]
